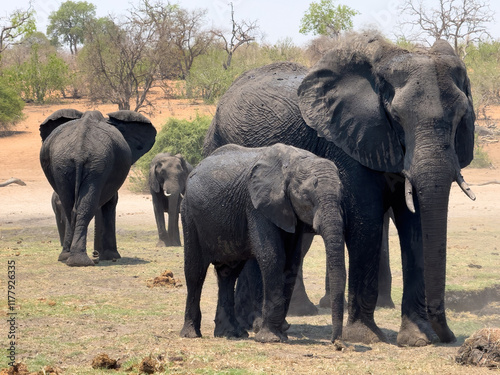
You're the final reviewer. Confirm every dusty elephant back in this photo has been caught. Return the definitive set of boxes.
[203,62,311,156]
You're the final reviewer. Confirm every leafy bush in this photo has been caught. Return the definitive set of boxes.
[130,114,212,192]
[469,143,492,168]
[0,84,25,131]
[3,44,69,103]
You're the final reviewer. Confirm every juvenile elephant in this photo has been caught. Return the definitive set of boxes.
[149,153,193,247]
[180,143,345,343]
[40,109,157,266]
[203,32,476,346]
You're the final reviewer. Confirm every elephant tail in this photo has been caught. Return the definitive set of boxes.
[71,163,84,222]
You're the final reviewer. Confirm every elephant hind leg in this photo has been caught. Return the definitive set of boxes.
[96,194,121,261]
[65,190,99,267]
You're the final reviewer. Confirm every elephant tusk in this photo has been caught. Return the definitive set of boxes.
[180,193,184,199]
[456,173,476,201]
[404,177,416,214]
[164,190,172,197]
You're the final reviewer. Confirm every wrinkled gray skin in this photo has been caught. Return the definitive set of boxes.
[203,33,475,346]
[40,109,157,267]
[149,153,193,247]
[180,144,345,343]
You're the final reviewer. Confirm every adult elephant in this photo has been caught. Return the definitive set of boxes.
[180,143,345,342]
[40,109,157,266]
[203,32,476,346]
[149,153,193,247]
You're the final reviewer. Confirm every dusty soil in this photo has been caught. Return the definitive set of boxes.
[0,98,499,374]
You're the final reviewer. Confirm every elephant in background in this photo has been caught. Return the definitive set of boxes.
[40,109,157,266]
[149,153,192,247]
[203,32,476,346]
[180,144,346,343]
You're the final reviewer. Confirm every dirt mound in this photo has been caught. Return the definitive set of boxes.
[0,363,29,375]
[0,364,61,375]
[147,270,182,288]
[456,328,500,368]
[138,355,165,374]
[91,353,119,370]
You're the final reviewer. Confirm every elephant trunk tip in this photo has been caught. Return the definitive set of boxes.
[456,172,476,201]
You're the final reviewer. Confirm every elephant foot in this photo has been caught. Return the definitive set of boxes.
[180,322,202,338]
[343,319,387,344]
[214,321,248,339]
[287,298,318,316]
[319,293,330,308]
[58,251,70,262]
[376,294,395,309]
[254,325,288,343]
[165,239,182,247]
[99,249,122,261]
[253,317,290,333]
[65,252,95,267]
[397,315,437,347]
[430,316,456,344]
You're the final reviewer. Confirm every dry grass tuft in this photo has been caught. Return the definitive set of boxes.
[456,328,500,368]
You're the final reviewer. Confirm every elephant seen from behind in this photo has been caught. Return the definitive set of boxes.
[180,143,346,343]
[40,109,157,266]
[149,153,192,247]
[203,32,476,346]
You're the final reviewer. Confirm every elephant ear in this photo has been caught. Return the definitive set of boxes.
[455,76,475,168]
[40,108,83,142]
[148,156,160,193]
[297,36,405,172]
[175,154,194,176]
[249,146,297,233]
[107,111,157,164]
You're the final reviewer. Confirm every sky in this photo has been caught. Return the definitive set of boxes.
[2,0,500,47]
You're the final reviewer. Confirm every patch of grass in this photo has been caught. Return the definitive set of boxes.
[0,220,498,375]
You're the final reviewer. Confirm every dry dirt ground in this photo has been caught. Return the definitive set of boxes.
[0,98,499,374]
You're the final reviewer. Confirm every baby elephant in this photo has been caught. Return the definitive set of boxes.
[180,143,346,343]
[149,153,193,247]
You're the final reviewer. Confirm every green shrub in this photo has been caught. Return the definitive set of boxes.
[469,142,492,168]
[130,114,212,192]
[0,84,25,131]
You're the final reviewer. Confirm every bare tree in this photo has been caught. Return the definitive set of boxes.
[397,0,495,58]
[212,2,260,69]
[134,0,214,79]
[0,4,36,56]
[81,17,160,112]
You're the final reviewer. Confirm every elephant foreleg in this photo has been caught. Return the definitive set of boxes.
[391,197,437,347]
[180,226,208,338]
[287,232,318,316]
[152,192,168,246]
[343,213,387,344]
[214,262,249,339]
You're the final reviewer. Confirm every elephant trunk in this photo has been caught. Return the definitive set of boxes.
[314,199,346,341]
[406,142,464,343]
[162,181,182,246]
